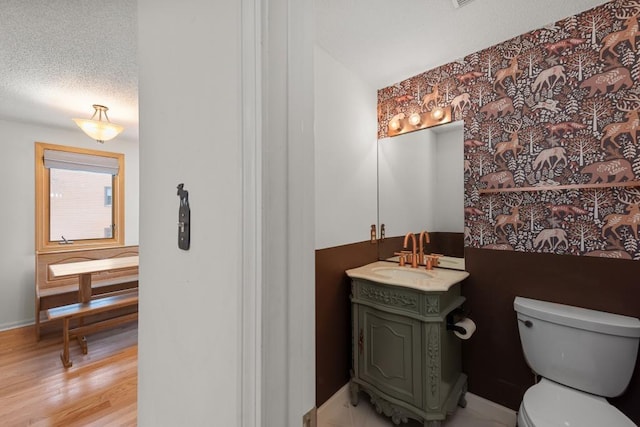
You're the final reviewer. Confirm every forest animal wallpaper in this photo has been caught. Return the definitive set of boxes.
[378,0,640,259]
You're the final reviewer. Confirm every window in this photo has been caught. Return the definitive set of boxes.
[35,142,125,252]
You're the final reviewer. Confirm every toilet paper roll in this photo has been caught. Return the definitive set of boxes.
[454,318,476,340]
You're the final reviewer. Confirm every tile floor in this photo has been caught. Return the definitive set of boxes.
[318,387,516,427]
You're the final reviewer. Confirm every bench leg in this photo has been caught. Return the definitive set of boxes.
[60,317,72,368]
[75,315,88,353]
[77,335,88,354]
[35,296,41,341]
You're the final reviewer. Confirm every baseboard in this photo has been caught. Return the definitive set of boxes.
[465,392,518,427]
[0,318,34,332]
[317,383,517,427]
[317,383,349,417]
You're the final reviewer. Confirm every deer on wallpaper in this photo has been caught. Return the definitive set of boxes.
[531,65,567,93]
[494,119,523,162]
[601,94,640,148]
[602,188,640,239]
[451,93,471,116]
[494,194,524,234]
[532,147,567,171]
[421,82,440,109]
[600,6,640,60]
[534,229,569,251]
[493,45,522,91]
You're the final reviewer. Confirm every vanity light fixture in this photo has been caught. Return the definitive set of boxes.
[408,112,422,126]
[73,104,124,143]
[387,105,452,137]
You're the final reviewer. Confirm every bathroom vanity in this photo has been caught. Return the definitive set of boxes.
[346,261,469,427]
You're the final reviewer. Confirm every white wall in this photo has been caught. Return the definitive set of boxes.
[137,2,242,425]
[0,118,138,330]
[314,45,377,250]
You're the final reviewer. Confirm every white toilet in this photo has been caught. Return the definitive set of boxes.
[514,296,640,427]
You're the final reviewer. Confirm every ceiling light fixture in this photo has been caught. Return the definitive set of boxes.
[73,104,124,143]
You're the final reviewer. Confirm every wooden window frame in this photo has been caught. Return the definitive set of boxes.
[35,142,125,253]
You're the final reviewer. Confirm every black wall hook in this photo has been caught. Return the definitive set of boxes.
[177,183,190,250]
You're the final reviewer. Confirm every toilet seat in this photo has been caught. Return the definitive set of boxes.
[519,379,635,427]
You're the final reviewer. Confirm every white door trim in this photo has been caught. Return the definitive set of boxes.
[253,0,316,425]
[241,0,262,426]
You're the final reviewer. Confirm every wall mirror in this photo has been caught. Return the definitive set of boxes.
[377,120,465,265]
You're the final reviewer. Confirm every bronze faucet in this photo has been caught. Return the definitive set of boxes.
[403,232,418,268]
[418,231,430,266]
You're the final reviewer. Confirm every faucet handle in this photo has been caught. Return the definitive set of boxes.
[394,251,413,266]
[425,253,443,270]
[394,251,406,266]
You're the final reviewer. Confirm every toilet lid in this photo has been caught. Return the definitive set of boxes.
[522,379,635,427]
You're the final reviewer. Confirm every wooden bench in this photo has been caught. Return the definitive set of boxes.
[35,246,139,340]
[46,289,139,367]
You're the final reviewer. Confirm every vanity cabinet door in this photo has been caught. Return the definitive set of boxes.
[358,306,423,407]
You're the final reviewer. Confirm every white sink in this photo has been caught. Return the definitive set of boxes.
[346,261,469,291]
[371,267,435,281]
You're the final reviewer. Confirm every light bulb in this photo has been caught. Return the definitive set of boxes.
[431,107,445,121]
[408,113,421,126]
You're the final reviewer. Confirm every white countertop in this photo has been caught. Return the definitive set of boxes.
[346,260,469,292]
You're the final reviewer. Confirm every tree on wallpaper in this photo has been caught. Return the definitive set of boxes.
[377,0,640,259]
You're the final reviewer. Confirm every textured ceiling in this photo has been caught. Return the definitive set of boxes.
[0,1,609,141]
[0,0,138,140]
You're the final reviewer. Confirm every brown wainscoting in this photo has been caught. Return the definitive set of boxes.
[429,232,465,258]
[463,247,640,423]
[315,240,378,407]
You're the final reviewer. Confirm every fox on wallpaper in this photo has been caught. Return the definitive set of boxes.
[377,0,640,259]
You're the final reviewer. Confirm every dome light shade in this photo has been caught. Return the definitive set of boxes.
[73,105,124,143]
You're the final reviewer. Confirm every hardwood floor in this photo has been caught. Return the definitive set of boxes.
[0,323,137,426]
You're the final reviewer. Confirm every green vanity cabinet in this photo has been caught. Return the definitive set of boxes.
[349,278,467,427]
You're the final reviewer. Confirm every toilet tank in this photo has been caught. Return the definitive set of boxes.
[514,297,640,397]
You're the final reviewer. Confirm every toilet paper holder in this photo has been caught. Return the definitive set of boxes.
[446,308,468,335]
